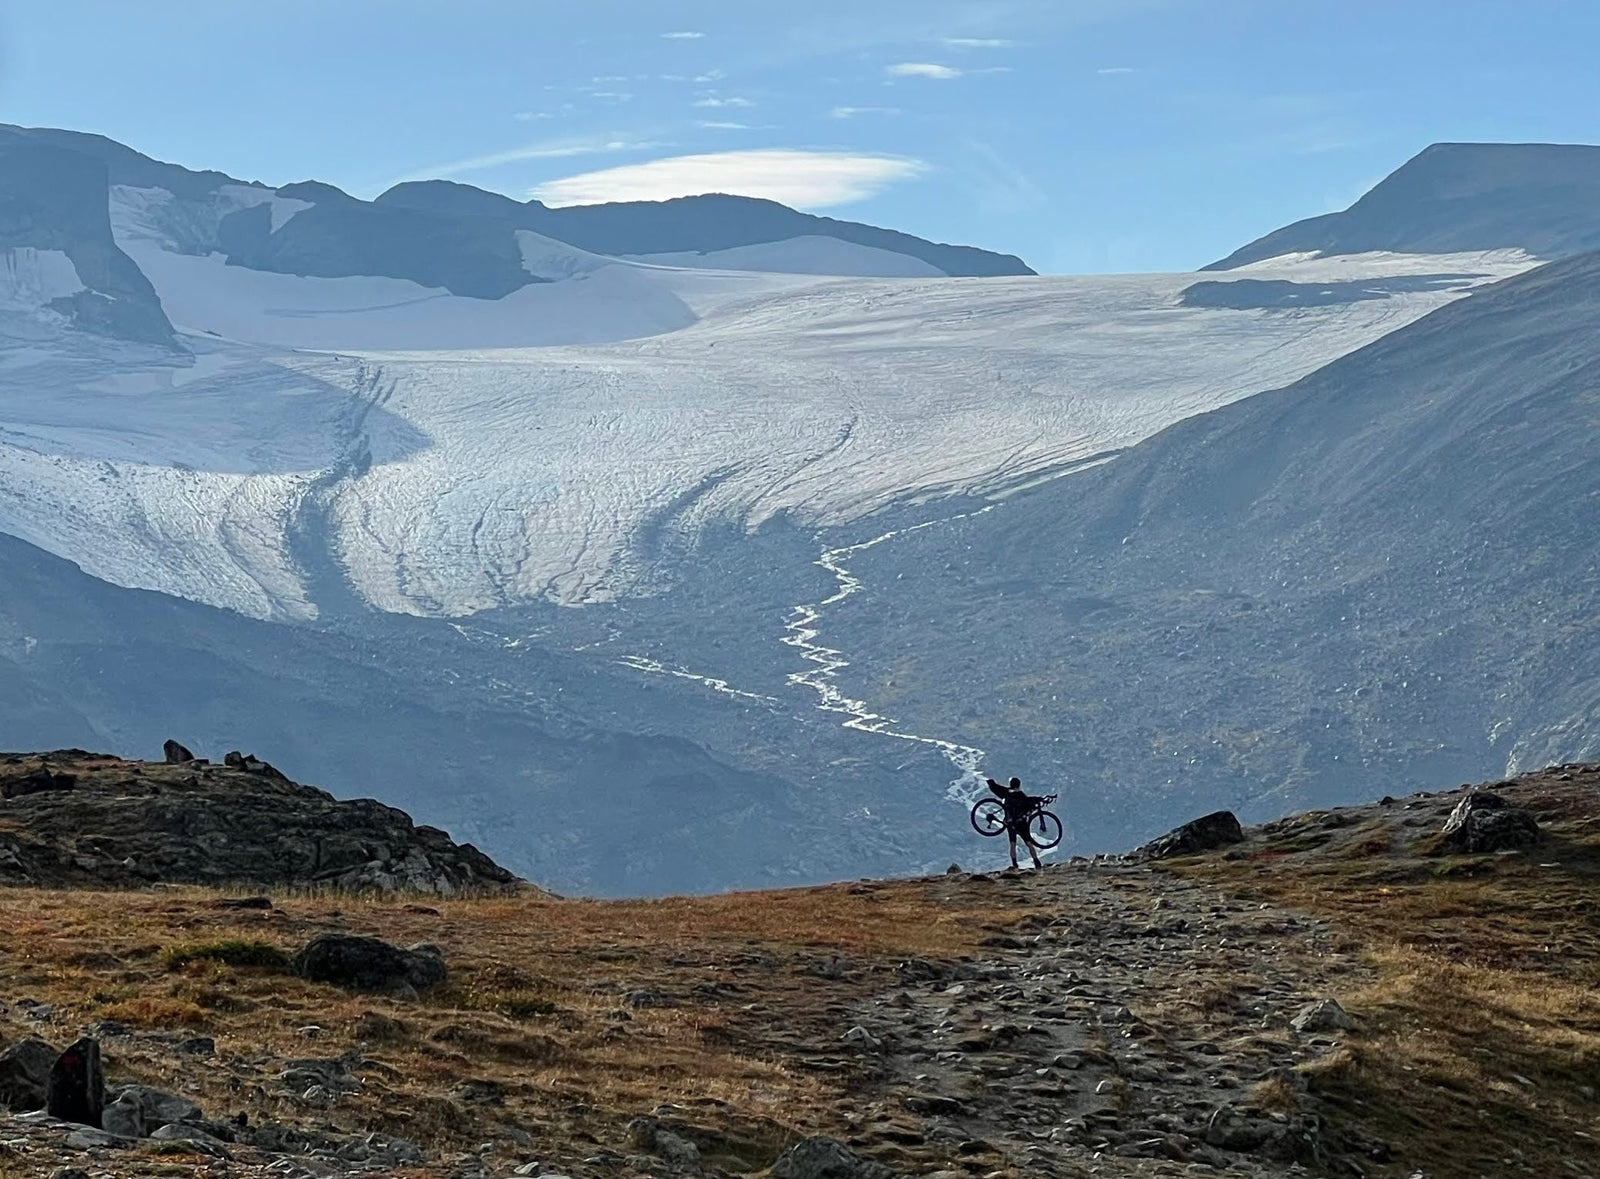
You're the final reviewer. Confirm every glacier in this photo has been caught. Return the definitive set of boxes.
[0,228,1535,623]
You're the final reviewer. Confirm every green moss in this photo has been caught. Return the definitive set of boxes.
[162,938,291,972]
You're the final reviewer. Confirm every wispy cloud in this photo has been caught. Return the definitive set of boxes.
[531,149,926,209]
[943,37,1015,48]
[1097,67,1136,75]
[696,121,752,131]
[831,105,901,119]
[693,95,754,108]
[886,62,963,80]
[402,138,662,181]
[662,31,705,40]
[513,112,553,122]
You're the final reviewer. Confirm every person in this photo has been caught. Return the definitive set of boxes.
[987,776,1044,869]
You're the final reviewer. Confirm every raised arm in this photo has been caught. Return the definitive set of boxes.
[986,778,1006,799]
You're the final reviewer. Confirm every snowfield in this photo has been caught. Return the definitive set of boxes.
[0,233,1536,620]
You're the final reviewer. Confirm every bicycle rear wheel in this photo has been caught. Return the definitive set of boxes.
[970,798,1007,836]
[1029,810,1064,850]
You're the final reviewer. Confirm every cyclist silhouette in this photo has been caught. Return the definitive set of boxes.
[987,776,1044,869]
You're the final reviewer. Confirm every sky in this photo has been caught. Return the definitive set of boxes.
[3,0,1599,274]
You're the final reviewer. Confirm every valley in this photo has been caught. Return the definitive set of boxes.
[2,125,1599,894]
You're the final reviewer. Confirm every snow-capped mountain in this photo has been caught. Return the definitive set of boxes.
[2,129,1597,892]
[376,180,1035,277]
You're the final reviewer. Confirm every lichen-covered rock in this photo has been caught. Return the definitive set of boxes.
[1132,810,1245,860]
[1438,791,1541,853]
[1291,998,1352,1033]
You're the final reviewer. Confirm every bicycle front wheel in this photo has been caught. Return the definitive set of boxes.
[1030,810,1064,850]
[970,798,1007,837]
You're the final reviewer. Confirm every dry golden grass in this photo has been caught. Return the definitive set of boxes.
[1178,772,1600,1178]
[0,875,1034,1176]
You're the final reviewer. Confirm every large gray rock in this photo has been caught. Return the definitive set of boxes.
[770,1136,897,1179]
[102,1084,202,1138]
[1291,998,1352,1034]
[1132,811,1245,860]
[291,934,447,994]
[0,1038,58,1110]
[1438,791,1541,854]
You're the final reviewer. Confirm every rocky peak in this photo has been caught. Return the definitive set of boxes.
[0,748,519,895]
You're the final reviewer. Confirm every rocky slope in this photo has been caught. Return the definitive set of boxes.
[0,749,520,895]
[1207,141,1600,267]
[809,247,1600,852]
[0,760,1590,1177]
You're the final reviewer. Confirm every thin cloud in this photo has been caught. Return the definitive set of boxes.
[943,38,1015,48]
[693,96,754,108]
[1097,67,1136,75]
[886,62,962,80]
[696,121,752,130]
[513,112,553,122]
[402,138,662,182]
[831,105,901,119]
[662,31,706,40]
[531,149,926,209]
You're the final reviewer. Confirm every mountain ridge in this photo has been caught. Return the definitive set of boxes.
[377,179,1037,277]
[1207,141,1600,268]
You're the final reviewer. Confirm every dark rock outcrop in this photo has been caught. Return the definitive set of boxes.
[0,752,520,894]
[1207,142,1600,268]
[1437,791,1541,853]
[290,934,448,994]
[161,740,195,764]
[1132,811,1245,861]
[0,130,177,346]
[0,768,75,800]
[222,750,288,780]
[46,1038,104,1128]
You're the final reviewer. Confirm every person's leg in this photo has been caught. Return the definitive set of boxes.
[1020,829,1043,868]
[1006,831,1021,869]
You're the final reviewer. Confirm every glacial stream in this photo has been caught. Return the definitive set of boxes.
[779,507,998,806]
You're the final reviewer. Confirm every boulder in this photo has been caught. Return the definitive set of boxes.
[1132,811,1244,860]
[1438,792,1541,853]
[162,739,196,764]
[1291,998,1352,1034]
[102,1084,202,1138]
[291,934,447,994]
[0,1038,59,1110]
[46,1037,104,1127]
[770,1136,897,1179]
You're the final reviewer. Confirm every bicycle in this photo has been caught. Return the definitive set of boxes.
[970,792,1063,850]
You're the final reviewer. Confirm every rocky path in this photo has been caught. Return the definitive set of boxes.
[775,861,1378,1177]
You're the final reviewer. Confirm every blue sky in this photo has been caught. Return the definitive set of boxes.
[3,0,1598,273]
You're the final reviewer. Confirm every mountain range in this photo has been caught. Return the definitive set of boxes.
[1,126,1597,893]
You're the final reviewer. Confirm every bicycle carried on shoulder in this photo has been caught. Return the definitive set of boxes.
[970,792,1063,850]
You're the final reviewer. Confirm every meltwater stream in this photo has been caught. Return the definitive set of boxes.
[780,506,999,807]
